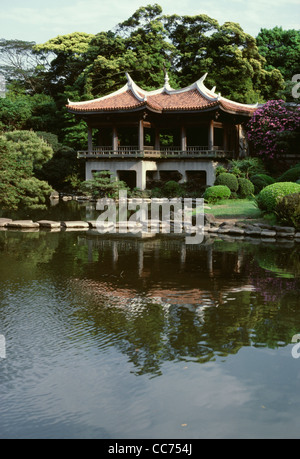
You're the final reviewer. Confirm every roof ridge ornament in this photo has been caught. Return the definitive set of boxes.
[195,73,219,102]
[125,72,146,102]
[164,71,172,90]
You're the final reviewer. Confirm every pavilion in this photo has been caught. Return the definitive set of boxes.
[66,73,258,189]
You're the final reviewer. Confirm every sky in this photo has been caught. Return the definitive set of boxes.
[0,0,299,44]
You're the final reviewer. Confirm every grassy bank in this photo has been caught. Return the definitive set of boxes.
[205,198,263,220]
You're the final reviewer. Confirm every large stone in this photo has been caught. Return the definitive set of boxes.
[253,222,273,230]
[7,220,39,229]
[217,227,231,234]
[273,226,295,233]
[38,220,61,229]
[204,213,216,225]
[227,227,245,235]
[207,226,219,233]
[0,218,12,227]
[261,230,277,237]
[50,191,59,199]
[61,221,89,229]
[276,232,294,238]
[244,225,262,236]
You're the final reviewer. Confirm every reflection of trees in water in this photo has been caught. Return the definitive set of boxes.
[1,231,299,377]
[0,231,60,280]
[70,236,300,376]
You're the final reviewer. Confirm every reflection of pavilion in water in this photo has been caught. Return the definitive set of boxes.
[78,236,255,312]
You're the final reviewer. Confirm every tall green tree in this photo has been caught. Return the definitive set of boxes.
[163,15,284,103]
[256,27,300,80]
[256,27,300,102]
[34,32,95,97]
[0,132,53,210]
[0,39,49,94]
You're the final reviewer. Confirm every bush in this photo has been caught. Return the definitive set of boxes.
[215,173,239,192]
[277,165,300,182]
[256,182,300,212]
[237,178,255,198]
[204,185,231,203]
[275,193,300,229]
[215,165,227,176]
[162,180,184,197]
[228,158,266,178]
[250,174,275,194]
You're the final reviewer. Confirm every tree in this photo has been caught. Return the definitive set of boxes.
[163,15,284,103]
[115,4,176,90]
[256,27,300,81]
[0,133,53,210]
[80,171,128,198]
[3,130,53,170]
[0,39,50,94]
[34,32,95,96]
[36,131,85,191]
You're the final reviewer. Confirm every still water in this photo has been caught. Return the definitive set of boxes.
[0,203,300,438]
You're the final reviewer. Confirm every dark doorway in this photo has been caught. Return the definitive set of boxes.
[186,170,207,187]
[118,170,136,189]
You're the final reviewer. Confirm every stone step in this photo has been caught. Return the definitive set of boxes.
[37,220,61,229]
[0,218,12,227]
[61,221,90,229]
[6,220,40,229]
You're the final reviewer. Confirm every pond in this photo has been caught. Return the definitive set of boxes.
[0,201,300,439]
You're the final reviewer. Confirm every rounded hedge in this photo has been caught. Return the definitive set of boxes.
[204,185,231,203]
[215,173,239,192]
[237,178,255,198]
[250,174,275,194]
[275,192,300,229]
[277,166,300,182]
[256,182,300,212]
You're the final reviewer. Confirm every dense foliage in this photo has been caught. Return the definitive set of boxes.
[203,185,231,203]
[0,132,53,210]
[247,100,300,160]
[277,164,300,182]
[80,171,128,198]
[275,192,300,229]
[250,174,275,193]
[256,182,300,212]
[215,172,239,192]
[237,178,255,198]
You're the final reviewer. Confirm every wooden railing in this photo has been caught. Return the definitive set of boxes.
[78,146,232,159]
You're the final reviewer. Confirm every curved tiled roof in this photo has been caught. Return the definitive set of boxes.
[66,73,258,116]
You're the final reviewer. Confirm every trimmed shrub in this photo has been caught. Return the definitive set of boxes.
[215,165,227,176]
[277,165,300,182]
[256,182,300,212]
[215,173,239,192]
[275,192,300,229]
[237,178,255,198]
[250,174,275,194]
[162,180,184,197]
[204,185,231,203]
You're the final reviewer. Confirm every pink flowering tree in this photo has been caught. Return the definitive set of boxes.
[247,100,300,160]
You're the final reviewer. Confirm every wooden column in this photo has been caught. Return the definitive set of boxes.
[208,120,214,150]
[155,128,160,151]
[112,126,118,151]
[138,120,144,151]
[181,126,187,152]
[88,126,93,153]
